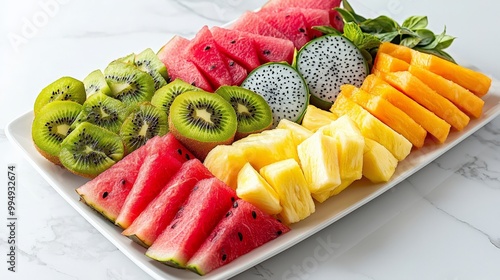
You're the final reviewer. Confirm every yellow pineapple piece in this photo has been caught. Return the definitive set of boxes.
[260,159,315,224]
[301,104,337,132]
[277,119,313,146]
[297,132,341,196]
[203,145,247,190]
[236,162,282,215]
[363,138,398,183]
[232,128,298,170]
[330,93,412,161]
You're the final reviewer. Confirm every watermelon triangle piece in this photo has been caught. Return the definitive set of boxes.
[145,177,237,268]
[115,133,196,229]
[122,159,213,247]
[211,26,261,72]
[157,36,213,92]
[231,11,289,40]
[186,199,290,275]
[278,7,331,39]
[242,32,295,64]
[257,9,310,49]
[225,56,247,86]
[186,26,233,89]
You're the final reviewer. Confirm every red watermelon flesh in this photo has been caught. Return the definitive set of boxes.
[244,32,295,64]
[186,26,233,89]
[257,9,310,49]
[157,36,213,92]
[75,141,149,223]
[211,26,261,72]
[122,159,213,247]
[280,8,331,39]
[226,57,247,86]
[186,199,290,275]
[115,134,195,229]
[231,11,288,40]
[145,177,237,268]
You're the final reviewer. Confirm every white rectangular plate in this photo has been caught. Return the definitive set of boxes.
[6,76,500,279]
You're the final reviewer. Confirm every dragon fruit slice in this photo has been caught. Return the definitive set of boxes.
[295,34,368,109]
[241,63,309,128]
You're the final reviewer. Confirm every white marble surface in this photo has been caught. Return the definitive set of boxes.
[1,0,500,279]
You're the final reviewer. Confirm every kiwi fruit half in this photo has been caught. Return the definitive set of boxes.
[83,69,112,96]
[32,100,83,165]
[104,61,156,107]
[168,91,237,160]
[119,102,168,154]
[59,122,124,178]
[34,76,86,116]
[216,85,273,139]
[70,92,129,133]
[134,48,169,90]
[151,78,201,117]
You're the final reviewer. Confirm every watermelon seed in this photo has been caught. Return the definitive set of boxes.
[232,201,238,208]
[204,46,211,51]
[225,211,232,217]
[102,192,108,199]
[222,254,227,261]
[230,40,236,44]
[171,222,177,229]
[120,179,126,185]
[263,50,271,56]
[193,186,199,192]
[299,28,305,33]
[251,211,257,219]
[185,153,190,160]
[229,61,235,67]
[231,197,235,202]
[177,148,182,155]
[238,232,243,241]
[277,230,283,236]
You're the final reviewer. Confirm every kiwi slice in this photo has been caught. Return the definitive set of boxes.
[104,61,156,107]
[151,78,201,117]
[216,85,273,139]
[32,100,83,164]
[119,102,168,154]
[168,91,237,160]
[71,92,129,133]
[83,69,112,96]
[59,122,124,178]
[34,76,86,116]
[135,48,169,90]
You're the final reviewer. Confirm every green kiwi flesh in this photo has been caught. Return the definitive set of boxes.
[34,76,86,116]
[151,78,201,117]
[71,92,129,133]
[83,69,112,96]
[104,61,156,107]
[115,53,135,64]
[168,91,237,160]
[32,100,83,164]
[135,48,169,90]
[119,102,168,154]
[216,85,273,139]
[59,122,124,178]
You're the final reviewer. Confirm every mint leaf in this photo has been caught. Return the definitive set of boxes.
[436,34,456,49]
[402,16,428,30]
[340,0,366,22]
[312,25,342,36]
[401,36,422,48]
[343,22,364,46]
[360,15,399,33]
[415,29,435,46]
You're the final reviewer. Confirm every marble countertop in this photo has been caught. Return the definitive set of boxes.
[1,0,500,279]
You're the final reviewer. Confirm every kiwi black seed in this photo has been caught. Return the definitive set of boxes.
[150,78,201,117]
[32,100,83,165]
[59,122,124,178]
[119,102,168,154]
[134,48,169,90]
[168,91,237,160]
[83,69,112,97]
[34,76,86,116]
[70,92,129,134]
[216,86,273,139]
[104,61,156,107]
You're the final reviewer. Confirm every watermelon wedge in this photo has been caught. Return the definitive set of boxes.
[245,32,295,64]
[257,9,310,49]
[226,57,247,86]
[231,11,288,40]
[186,199,290,275]
[289,8,331,39]
[145,177,237,268]
[157,36,213,92]
[122,159,213,247]
[115,134,195,229]
[211,27,261,72]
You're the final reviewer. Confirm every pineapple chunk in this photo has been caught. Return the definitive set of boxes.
[203,145,247,190]
[236,162,282,215]
[233,128,298,170]
[260,159,315,224]
[277,119,313,146]
[297,132,341,195]
[301,104,337,132]
[363,138,398,183]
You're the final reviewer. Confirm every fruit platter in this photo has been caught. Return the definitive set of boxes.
[5,0,500,279]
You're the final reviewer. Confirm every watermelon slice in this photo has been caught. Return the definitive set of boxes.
[211,27,261,72]
[186,26,233,89]
[257,9,310,49]
[157,36,213,92]
[244,32,295,64]
[115,134,196,229]
[122,159,213,247]
[145,177,237,268]
[75,141,149,223]
[290,8,331,39]
[186,199,290,275]
[226,57,247,86]
[231,11,288,40]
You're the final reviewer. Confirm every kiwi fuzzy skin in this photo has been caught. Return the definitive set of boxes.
[33,142,62,166]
